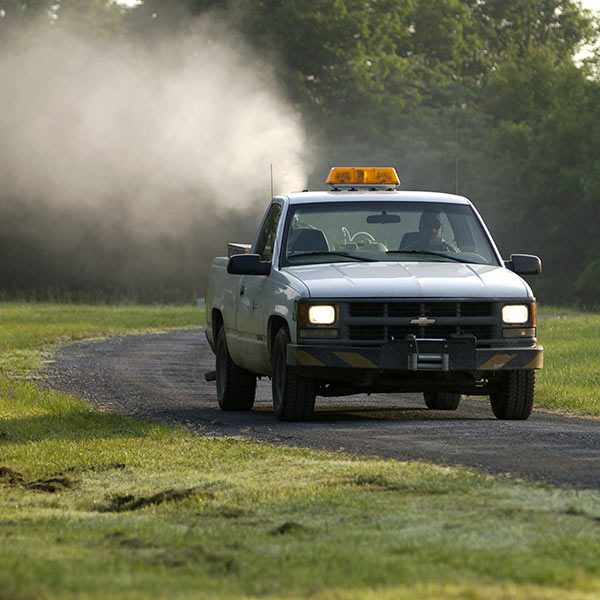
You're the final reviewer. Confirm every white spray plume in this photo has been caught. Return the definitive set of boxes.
[0,18,308,241]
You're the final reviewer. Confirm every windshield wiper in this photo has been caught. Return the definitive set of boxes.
[386,250,473,264]
[288,251,372,262]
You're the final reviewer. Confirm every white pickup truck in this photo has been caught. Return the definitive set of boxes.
[205,167,543,421]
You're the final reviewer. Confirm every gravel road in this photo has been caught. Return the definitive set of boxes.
[44,328,600,490]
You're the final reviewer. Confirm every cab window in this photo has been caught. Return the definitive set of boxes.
[254,203,282,261]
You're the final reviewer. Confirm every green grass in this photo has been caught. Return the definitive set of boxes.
[2,381,600,599]
[536,309,600,416]
[0,302,203,377]
[1,302,599,599]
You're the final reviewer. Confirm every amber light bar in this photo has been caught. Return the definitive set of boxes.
[326,167,400,187]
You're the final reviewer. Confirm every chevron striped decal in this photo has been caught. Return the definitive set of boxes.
[333,351,378,369]
[479,354,517,370]
[293,349,325,367]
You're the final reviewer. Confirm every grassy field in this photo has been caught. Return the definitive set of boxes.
[0,302,203,377]
[1,302,599,599]
[536,308,600,416]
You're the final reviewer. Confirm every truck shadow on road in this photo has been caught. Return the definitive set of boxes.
[150,402,495,434]
[309,407,494,422]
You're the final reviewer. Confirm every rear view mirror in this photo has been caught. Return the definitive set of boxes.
[504,254,542,275]
[367,211,401,224]
[227,253,271,276]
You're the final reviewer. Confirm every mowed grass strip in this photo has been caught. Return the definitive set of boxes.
[0,302,202,376]
[536,308,600,416]
[2,380,600,599]
[0,302,599,599]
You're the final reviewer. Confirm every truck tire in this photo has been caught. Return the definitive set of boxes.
[490,370,535,420]
[271,327,316,421]
[216,328,256,411]
[423,391,461,410]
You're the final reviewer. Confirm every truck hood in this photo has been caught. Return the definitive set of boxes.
[282,261,532,299]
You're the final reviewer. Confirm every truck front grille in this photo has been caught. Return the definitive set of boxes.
[345,300,498,343]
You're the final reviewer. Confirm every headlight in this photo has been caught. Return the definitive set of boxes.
[502,304,529,325]
[308,305,336,325]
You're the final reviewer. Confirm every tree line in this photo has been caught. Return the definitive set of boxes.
[1,0,599,306]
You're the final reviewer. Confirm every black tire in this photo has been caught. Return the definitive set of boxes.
[271,328,316,421]
[490,370,535,420]
[215,328,256,411]
[423,391,461,410]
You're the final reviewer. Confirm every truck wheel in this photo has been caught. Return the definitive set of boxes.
[216,328,256,411]
[490,370,535,420]
[271,328,316,421]
[423,392,461,410]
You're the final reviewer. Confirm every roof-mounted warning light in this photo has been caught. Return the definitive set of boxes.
[326,167,400,190]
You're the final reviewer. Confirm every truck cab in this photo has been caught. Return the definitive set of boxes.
[205,167,542,421]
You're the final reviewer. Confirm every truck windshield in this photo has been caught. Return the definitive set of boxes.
[281,201,499,266]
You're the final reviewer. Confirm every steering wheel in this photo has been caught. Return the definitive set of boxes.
[341,226,352,244]
[350,231,376,244]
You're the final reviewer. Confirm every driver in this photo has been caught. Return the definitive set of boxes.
[403,210,457,253]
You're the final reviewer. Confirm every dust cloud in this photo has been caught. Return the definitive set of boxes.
[0,16,308,299]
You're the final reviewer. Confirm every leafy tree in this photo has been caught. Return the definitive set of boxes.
[483,54,600,304]
[1,0,599,303]
[0,0,125,37]
[0,0,53,23]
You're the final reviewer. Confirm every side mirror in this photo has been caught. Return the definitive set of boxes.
[504,254,542,275]
[227,253,271,276]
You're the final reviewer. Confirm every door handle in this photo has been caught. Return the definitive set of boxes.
[240,285,245,296]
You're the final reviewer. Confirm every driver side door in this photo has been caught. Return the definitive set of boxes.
[235,202,283,373]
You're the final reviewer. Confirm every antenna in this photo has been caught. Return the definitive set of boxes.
[270,163,274,198]
[455,102,459,195]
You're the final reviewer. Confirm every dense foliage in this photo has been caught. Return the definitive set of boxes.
[0,0,598,305]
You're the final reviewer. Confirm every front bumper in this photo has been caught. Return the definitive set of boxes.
[287,338,543,373]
